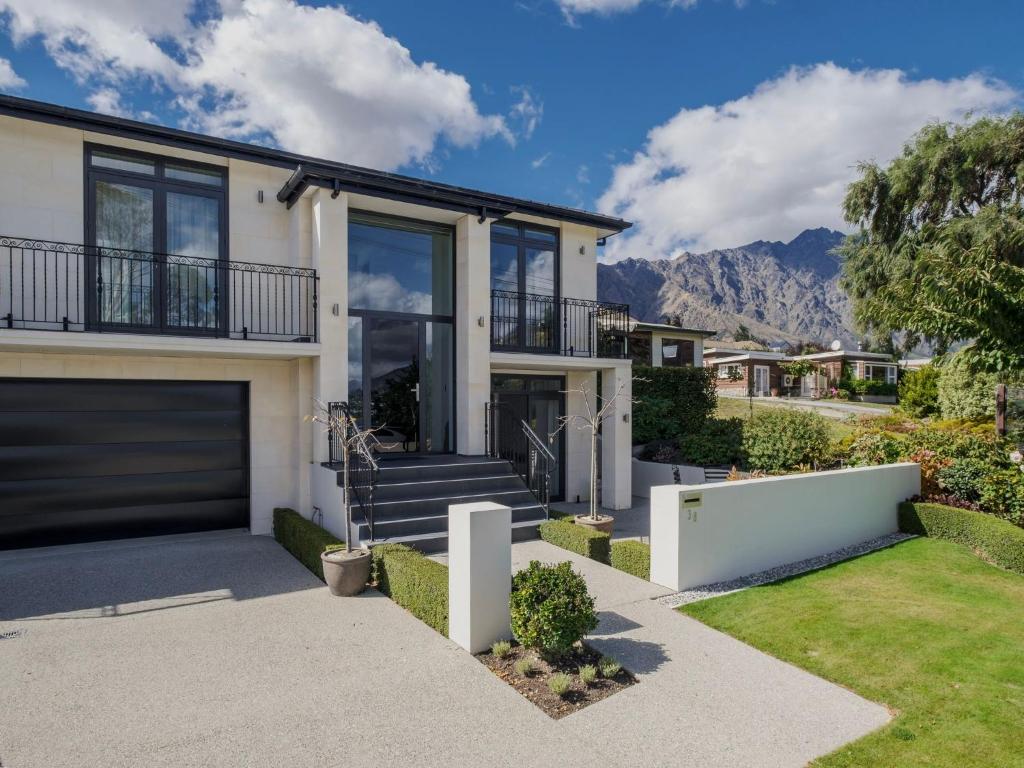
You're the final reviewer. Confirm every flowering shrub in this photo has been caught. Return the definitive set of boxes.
[909,449,953,497]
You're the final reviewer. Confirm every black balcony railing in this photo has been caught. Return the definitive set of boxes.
[0,237,318,341]
[490,289,629,358]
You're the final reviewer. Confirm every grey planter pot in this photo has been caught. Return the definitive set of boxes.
[320,548,372,596]
[575,514,615,536]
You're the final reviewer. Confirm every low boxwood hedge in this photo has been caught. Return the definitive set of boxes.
[538,519,610,564]
[273,507,343,581]
[372,543,449,635]
[610,539,651,580]
[899,501,1024,576]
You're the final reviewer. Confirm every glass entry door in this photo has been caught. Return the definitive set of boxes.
[492,374,565,500]
[350,315,453,453]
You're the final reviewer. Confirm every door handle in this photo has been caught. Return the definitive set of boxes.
[412,383,420,402]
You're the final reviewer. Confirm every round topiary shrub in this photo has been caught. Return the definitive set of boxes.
[510,560,598,658]
[741,408,832,472]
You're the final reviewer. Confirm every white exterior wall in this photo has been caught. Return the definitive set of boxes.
[564,369,597,503]
[650,463,921,591]
[455,214,491,455]
[559,222,598,301]
[0,350,310,537]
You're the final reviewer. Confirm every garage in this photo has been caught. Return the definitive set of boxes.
[0,379,250,550]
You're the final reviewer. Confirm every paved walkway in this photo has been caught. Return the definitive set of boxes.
[1,533,888,767]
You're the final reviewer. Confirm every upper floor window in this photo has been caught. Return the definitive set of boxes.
[86,145,227,331]
[490,220,559,298]
[348,211,453,316]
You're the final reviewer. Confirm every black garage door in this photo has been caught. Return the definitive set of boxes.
[0,379,249,550]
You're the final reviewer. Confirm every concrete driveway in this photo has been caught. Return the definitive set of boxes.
[1,532,887,768]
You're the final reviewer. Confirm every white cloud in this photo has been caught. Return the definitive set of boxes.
[0,57,26,89]
[0,0,513,171]
[509,85,543,141]
[556,0,700,22]
[598,63,1018,260]
[531,152,552,169]
[576,164,590,184]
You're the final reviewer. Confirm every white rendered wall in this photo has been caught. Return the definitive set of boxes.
[600,364,633,509]
[0,350,310,537]
[564,369,597,503]
[650,463,921,591]
[448,501,512,653]
[455,214,491,455]
[632,458,704,498]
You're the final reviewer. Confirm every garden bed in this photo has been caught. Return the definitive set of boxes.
[476,642,635,719]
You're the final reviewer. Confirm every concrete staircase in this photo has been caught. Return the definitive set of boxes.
[339,454,547,554]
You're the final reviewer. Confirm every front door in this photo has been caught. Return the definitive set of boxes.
[491,375,565,500]
[754,365,770,397]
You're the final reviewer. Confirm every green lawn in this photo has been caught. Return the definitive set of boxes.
[680,538,1024,767]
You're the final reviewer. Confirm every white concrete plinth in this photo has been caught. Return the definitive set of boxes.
[448,501,512,653]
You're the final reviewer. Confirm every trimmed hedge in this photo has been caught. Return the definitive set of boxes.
[633,365,717,444]
[538,519,610,564]
[273,507,343,581]
[899,501,1024,576]
[372,543,449,635]
[610,539,650,580]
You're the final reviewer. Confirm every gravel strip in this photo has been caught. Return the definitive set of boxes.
[659,532,915,608]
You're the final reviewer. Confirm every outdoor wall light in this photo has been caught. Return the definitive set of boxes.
[257,190,264,203]
[579,244,586,255]
[477,316,485,327]
[623,412,630,423]
[332,303,340,316]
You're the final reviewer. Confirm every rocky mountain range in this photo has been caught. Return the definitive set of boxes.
[597,228,857,346]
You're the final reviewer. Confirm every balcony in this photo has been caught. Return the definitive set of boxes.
[490,289,629,359]
[0,237,318,342]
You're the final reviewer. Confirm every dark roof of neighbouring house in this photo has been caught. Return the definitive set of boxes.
[0,94,632,236]
[629,319,716,337]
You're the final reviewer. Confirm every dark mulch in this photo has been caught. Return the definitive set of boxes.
[477,642,635,719]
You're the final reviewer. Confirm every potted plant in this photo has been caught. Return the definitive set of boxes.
[313,400,373,596]
[553,378,633,536]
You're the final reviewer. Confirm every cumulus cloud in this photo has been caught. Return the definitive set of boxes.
[599,63,1018,260]
[0,0,512,171]
[0,57,26,89]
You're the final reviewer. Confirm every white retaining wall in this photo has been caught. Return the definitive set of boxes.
[650,463,920,592]
[632,458,704,498]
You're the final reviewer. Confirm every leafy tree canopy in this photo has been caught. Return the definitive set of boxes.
[840,114,1024,373]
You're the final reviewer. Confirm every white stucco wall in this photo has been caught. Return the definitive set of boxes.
[650,463,921,591]
[0,350,311,537]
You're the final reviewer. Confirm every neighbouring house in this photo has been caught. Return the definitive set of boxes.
[0,95,633,553]
[627,319,714,367]
[703,347,789,397]
[789,350,899,402]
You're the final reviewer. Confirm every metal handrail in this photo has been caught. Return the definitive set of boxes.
[0,235,318,341]
[485,401,555,517]
[490,288,629,358]
[328,401,380,541]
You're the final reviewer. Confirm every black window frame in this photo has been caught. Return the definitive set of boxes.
[490,220,561,353]
[84,143,229,336]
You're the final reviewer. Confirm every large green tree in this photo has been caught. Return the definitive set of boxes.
[840,114,1024,372]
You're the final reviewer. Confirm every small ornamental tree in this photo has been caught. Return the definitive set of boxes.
[510,560,598,658]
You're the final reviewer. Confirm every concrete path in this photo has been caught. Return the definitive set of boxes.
[1,533,888,768]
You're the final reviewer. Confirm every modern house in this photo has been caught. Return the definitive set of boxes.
[703,347,789,397]
[0,95,633,552]
[627,319,714,368]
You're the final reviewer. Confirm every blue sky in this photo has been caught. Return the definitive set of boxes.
[0,0,1020,257]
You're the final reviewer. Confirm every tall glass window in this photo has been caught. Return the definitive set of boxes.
[489,220,560,352]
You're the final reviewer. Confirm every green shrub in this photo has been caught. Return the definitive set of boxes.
[841,377,898,397]
[598,656,622,678]
[578,664,598,685]
[899,501,1024,575]
[610,539,650,580]
[741,408,832,472]
[937,458,990,501]
[510,561,598,657]
[514,657,535,676]
[538,519,610,564]
[371,543,449,635]
[491,640,512,658]
[272,508,343,581]
[977,470,1024,528]
[548,672,573,697]
[898,364,941,417]
[936,348,1010,420]
[847,430,908,466]
[674,417,745,466]
[632,365,717,443]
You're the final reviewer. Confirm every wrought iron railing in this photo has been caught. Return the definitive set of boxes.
[490,289,629,358]
[328,401,380,541]
[0,237,318,341]
[485,401,555,517]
